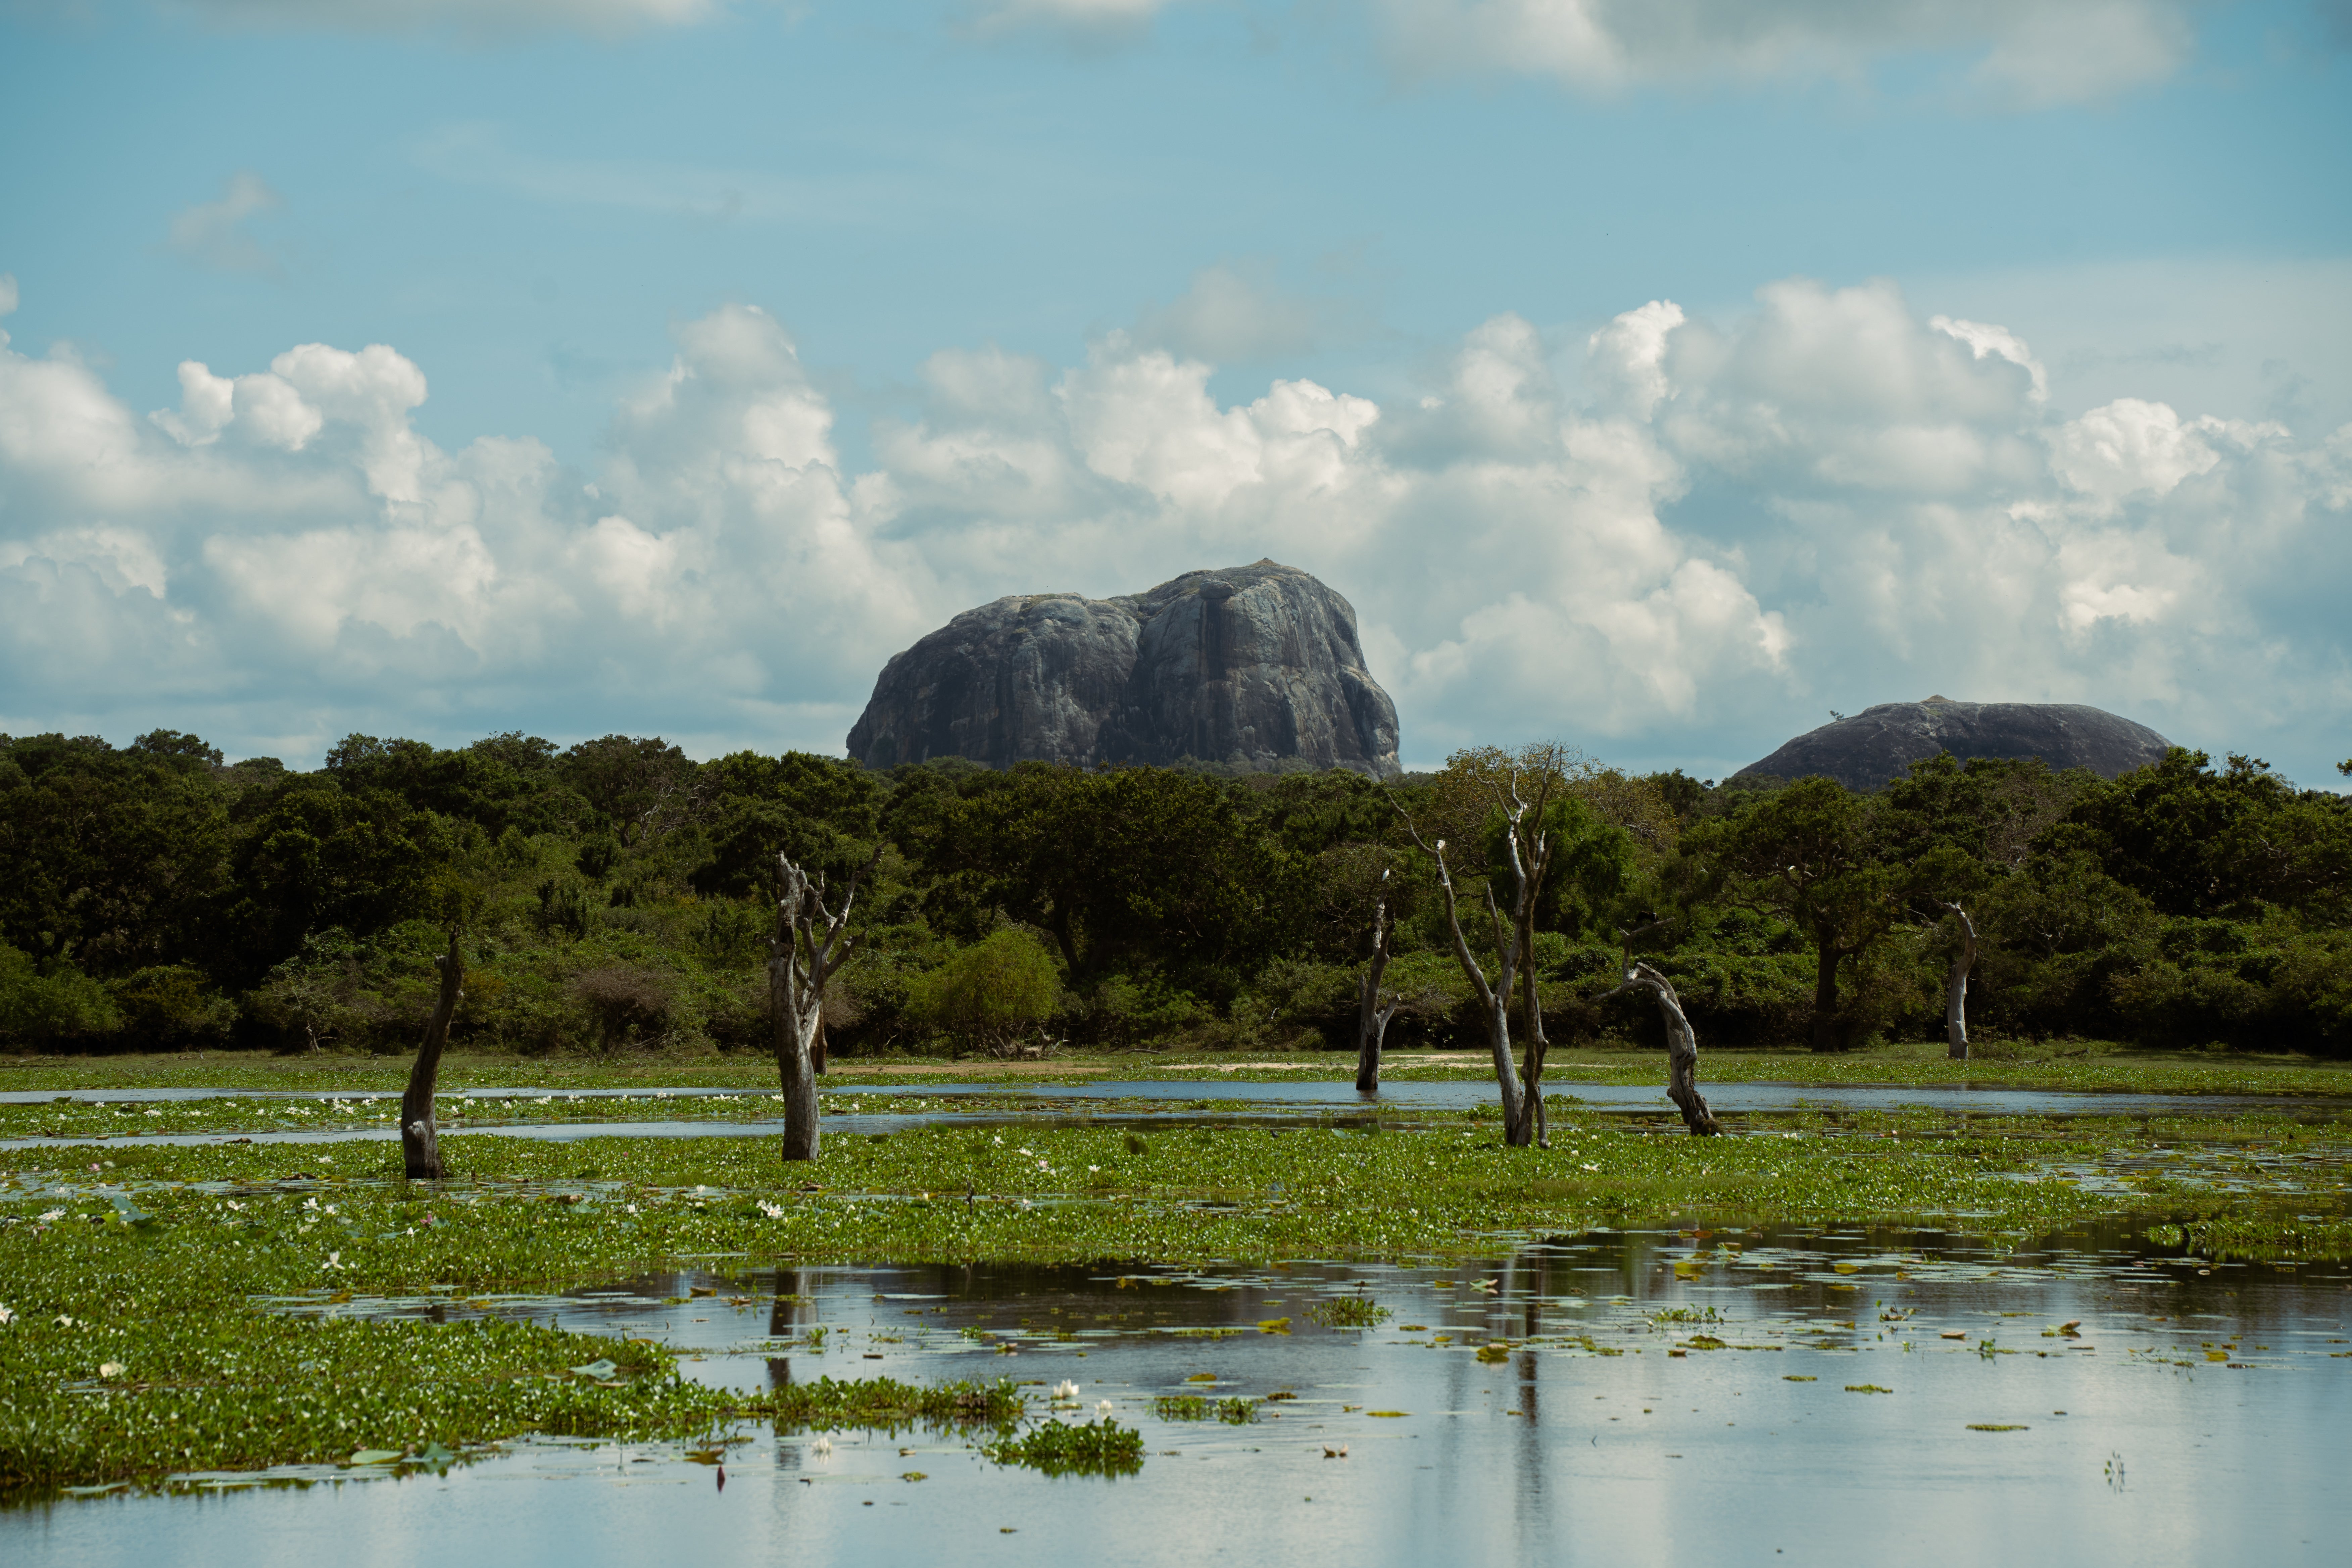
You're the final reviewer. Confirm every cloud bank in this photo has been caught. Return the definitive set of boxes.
[155,1,2201,106]
[2,273,2346,779]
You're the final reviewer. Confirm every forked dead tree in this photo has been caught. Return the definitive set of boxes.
[1938,901,1978,1060]
[1602,961,1721,1135]
[1400,749,1571,1148]
[400,928,464,1180]
[1354,870,1401,1093]
[771,849,876,1162]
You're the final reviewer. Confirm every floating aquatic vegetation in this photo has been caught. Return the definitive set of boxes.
[983,1417,1144,1477]
[1307,1296,1391,1328]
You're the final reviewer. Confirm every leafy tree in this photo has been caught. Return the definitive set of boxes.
[910,928,1062,1056]
[214,775,450,981]
[1679,777,1911,1050]
[692,751,886,898]
[889,763,1301,990]
[2045,750,2352,921]
[0,733,232,976]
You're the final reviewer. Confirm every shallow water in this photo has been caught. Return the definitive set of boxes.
[8,1079,2344,1116]
[10,1226,2346,1566]
[6,1078,2344,1155]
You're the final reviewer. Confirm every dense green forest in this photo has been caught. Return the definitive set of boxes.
[2,728,2348,1058]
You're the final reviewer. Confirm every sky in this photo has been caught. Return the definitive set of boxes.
[2,0,2349,783]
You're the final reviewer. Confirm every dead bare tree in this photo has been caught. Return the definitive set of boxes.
[771,849,876,1162]
[1937,901,1978,1060]
[1602,961,1721,1135]
[1354,869,1401,1093]
[1398,745,1578,1148]
[400,928,464,1180]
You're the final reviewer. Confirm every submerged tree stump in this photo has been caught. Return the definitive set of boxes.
[401,929,464,1180]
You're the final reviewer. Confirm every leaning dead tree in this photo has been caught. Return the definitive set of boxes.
[400,928,465,1180]
[771,849,876,1162]
[1602,961,1721,1135]
[1938,901,1978,1060]
[1354,869,1401,1093]
[1399,746,1574,1148]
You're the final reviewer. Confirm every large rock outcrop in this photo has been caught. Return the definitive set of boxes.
[847,560,1401,777]
[1733,697,2174,792]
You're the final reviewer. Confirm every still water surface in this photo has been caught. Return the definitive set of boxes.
[9,1225,2345,1566]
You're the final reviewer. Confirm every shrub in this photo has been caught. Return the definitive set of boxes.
[0,945,122,1045]
[569,964,673,1051]
[107,965,235,1046]
[909,929,1061,1056]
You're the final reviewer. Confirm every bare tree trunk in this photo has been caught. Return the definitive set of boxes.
[773,951,822,1161]
[1354,888,1398,1093]
[1517,958,1550,1148]
[401,929,463,1180]
[771,850,876,1164]
[1941,902,1977,1061]
[1604,962,1721,1136]
[1810,934,1843,1053]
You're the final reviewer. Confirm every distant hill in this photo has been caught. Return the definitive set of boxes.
[1733,698,2173,791]
[846,560,1401,777]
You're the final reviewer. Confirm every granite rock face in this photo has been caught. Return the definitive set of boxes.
[1733,698,2174,792]
[847,560,1401,777]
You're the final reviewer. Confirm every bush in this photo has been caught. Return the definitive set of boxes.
[569,964,674,1051]
[107,965,236,1047]
[0,945,121,1045]
[909,929,1062,1056]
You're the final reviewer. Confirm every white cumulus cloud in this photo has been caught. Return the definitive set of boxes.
[1365,0,2194,106]
[3,271,2349,784]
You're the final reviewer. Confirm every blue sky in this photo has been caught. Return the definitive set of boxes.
[2,0,2349,782]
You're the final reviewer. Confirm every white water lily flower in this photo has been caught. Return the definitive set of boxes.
[1037,1160,1050,1172]
[303,1197,319,1211]
[812,1436,832,1458]
[625,1204,638,1215]
[1582,1164,1601,1173]
[317,1155,334,1166]
[757,1200,785,1220]
[1051,1380,1079,1401]
[55,1315,74,1327]
[1096,1400,1114,1420]
[991,1136,1002,1145]
[324,1252,341,1269]
[99,1361,125,1378]
[144,1109,161,1117]
[39,1210,63,1223]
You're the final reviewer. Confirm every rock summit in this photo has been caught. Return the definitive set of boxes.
[847,560,1401,777]
[1733,697,2173,791]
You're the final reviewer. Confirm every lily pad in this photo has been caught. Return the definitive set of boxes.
[348,1449,404,1465]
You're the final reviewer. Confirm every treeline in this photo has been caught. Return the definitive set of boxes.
[2,728,2347,1057]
